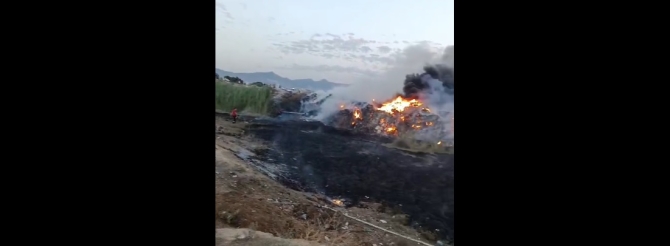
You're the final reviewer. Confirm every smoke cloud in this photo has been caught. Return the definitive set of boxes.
[402,64,454,98]
[403,47,454,140]
[313,43,454,140]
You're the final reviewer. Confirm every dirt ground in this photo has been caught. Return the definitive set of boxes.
[216,116,442,246]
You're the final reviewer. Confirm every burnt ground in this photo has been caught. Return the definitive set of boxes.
[216,117,441,246]
[244,118,454,242]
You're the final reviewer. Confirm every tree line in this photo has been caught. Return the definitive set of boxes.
[215,73,245,84]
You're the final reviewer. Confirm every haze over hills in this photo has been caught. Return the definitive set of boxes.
[216,69,348,91]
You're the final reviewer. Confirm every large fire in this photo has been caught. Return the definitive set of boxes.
[336,95,452,146]
[376,96,433,135]
[340,96,430,135]
[376,96,423,114]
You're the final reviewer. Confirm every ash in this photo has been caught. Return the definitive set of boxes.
[246,119,454,242]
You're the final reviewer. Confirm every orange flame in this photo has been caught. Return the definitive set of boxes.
[331,199,344,206]
[340,95,445,137]
[376,96,423,114]
[353,110,362,119]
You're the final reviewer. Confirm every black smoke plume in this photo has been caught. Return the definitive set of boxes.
[403,64,454,98]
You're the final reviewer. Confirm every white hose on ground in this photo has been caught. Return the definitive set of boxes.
[319,205,434,246]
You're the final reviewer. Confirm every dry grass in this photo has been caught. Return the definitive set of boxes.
[218,228,316,246]
[216,190,432,246]
[229,238,293,246]
[227,200,355,244]
[293,211,355,245]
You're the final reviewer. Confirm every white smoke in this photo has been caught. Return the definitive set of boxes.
[415,74,454,141]
[315,44,448,114]
[442,45,454,69]
[312,44,454,141]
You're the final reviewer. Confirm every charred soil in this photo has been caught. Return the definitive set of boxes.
[216,114,453,245]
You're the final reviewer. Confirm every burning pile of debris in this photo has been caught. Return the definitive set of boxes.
[323,96,453,146]
[314,55,455,146]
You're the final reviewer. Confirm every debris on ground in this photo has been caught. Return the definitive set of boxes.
[216,114,453,246]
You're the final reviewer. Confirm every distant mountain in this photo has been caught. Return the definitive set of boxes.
[215,69,348,91]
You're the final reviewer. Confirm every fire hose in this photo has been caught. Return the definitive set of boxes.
[317,205,436,246]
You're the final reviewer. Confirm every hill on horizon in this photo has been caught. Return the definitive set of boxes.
[215,69,348,91]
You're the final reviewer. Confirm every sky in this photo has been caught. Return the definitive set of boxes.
[215,0,454,84]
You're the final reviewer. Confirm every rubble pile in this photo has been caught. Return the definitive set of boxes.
[322,96,452,145]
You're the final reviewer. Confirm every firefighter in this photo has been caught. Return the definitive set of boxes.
[231,108,238,123]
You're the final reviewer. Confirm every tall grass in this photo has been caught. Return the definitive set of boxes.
[215,80,273,115]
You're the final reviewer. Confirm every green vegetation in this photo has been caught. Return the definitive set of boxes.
[249,82,266,87]
[215,80,273,115]
[223,76,245,84]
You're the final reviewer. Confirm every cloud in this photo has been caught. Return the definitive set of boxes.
[318,43,449,108]
[325,33,340,39]
[377,46,392,54]
[286,63,379,77]
[416,40,441,46]
[215,3,226,11]
[358,54,395,64]
[274,34,399,64]
[276,35,374,54]
[215,2,234,20]
[271,34,446,74]
[268,17,275,22]
[321,53,337,59]
[275,32,296,36]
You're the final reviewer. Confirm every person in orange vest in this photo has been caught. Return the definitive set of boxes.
[231,108,238,123]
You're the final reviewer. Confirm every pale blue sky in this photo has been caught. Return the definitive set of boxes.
[216,0,454,83]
